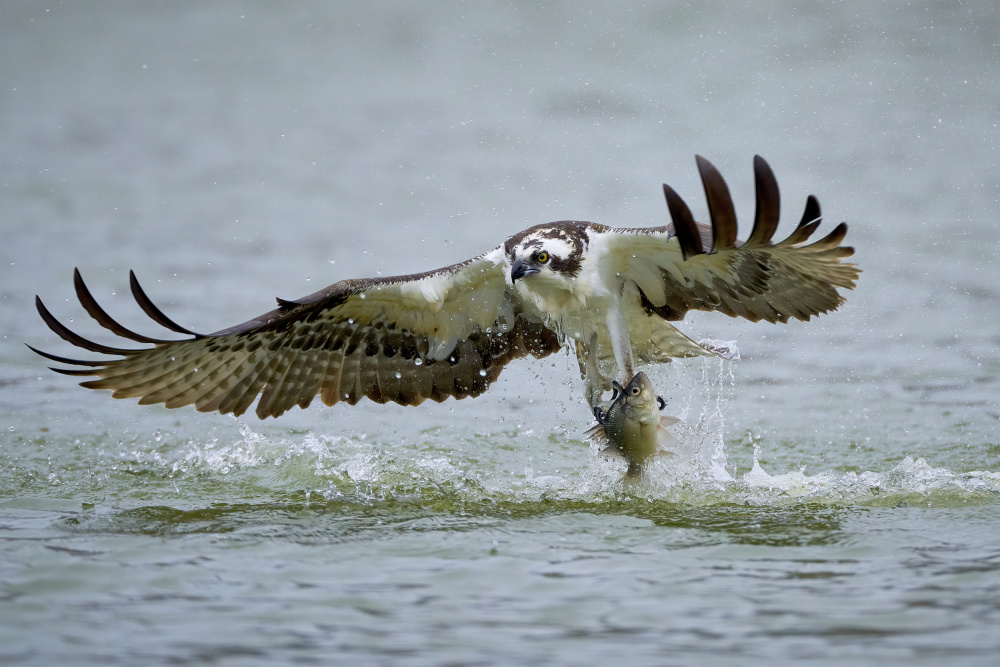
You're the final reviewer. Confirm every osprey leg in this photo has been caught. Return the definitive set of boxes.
[580,333,611,409]
[605,298,635,382]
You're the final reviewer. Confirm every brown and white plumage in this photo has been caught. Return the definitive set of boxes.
[31,155,859,418]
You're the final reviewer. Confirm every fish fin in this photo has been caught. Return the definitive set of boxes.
[656,422,680,455]
[623,461,648,486]
[584,423,608,445]
[599,445,626,462]
[659,415,681,427]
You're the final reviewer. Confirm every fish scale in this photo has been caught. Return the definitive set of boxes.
[585,372,680,484]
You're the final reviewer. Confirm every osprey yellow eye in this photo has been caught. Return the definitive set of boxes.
[536,251,549,263]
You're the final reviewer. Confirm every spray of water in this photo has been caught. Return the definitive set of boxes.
[58,352,994,510]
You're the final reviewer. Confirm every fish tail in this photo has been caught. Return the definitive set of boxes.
[624,461,646,484]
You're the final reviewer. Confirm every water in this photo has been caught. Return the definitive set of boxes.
[2,2,999,664]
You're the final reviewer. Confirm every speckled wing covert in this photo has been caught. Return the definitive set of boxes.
[593,155,859,324]
[30,249,561,418]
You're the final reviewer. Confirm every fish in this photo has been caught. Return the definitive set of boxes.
[585,371,679,484]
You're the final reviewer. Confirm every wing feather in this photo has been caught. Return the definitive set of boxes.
[32,154,858,416]
[602,155,859,324]
[337,340,365,406]
[73,269,174,344]
[746,154,781,247]
[35,250,561,418]
[129,270,204,337]
[696,155,739,252]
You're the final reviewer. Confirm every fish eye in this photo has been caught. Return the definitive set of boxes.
[630,386,641,396]
[536,251,549,263]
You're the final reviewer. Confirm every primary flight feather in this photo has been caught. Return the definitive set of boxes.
[31,155,859,418]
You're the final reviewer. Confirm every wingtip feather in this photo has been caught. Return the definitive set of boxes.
[748,155,780,247]
[129,270,204,338]
[662,182,705,261]
[74,268,175,344]
[696,155,739,252]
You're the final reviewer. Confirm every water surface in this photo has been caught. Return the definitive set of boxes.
[2,2,998,665]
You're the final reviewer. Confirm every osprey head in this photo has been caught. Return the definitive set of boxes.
[504,222,587,287]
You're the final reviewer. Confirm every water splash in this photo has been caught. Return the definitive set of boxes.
[649,354,738,486]
[166,423,347,477]
[739,447,1000,506]
[112,354,992,509]
[20,347,993,511]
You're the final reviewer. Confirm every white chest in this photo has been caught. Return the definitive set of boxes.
[515,269,614,342]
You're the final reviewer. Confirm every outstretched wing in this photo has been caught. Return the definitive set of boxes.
[31,247,562,418]
[595,155,859,323]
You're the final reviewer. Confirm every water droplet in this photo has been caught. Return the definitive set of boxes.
[395,372,402,379]
[414,358,423,366]
[479,369,487,377]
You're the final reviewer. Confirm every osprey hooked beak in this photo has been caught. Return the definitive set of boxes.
[510,257,539,283]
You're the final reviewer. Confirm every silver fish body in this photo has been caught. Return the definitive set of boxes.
[585,372,678,483]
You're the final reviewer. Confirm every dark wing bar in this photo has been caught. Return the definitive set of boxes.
[73,268,173,344]
[24,344,107,376]
[695,154,738,252]
[31,270,204,373]
[34,295,140,357]
[662,183,705,261]
[129,270,204,337]
[746,154,780,247]
[662,155,846,255]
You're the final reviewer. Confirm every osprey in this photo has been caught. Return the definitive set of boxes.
[31,155,859,418]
